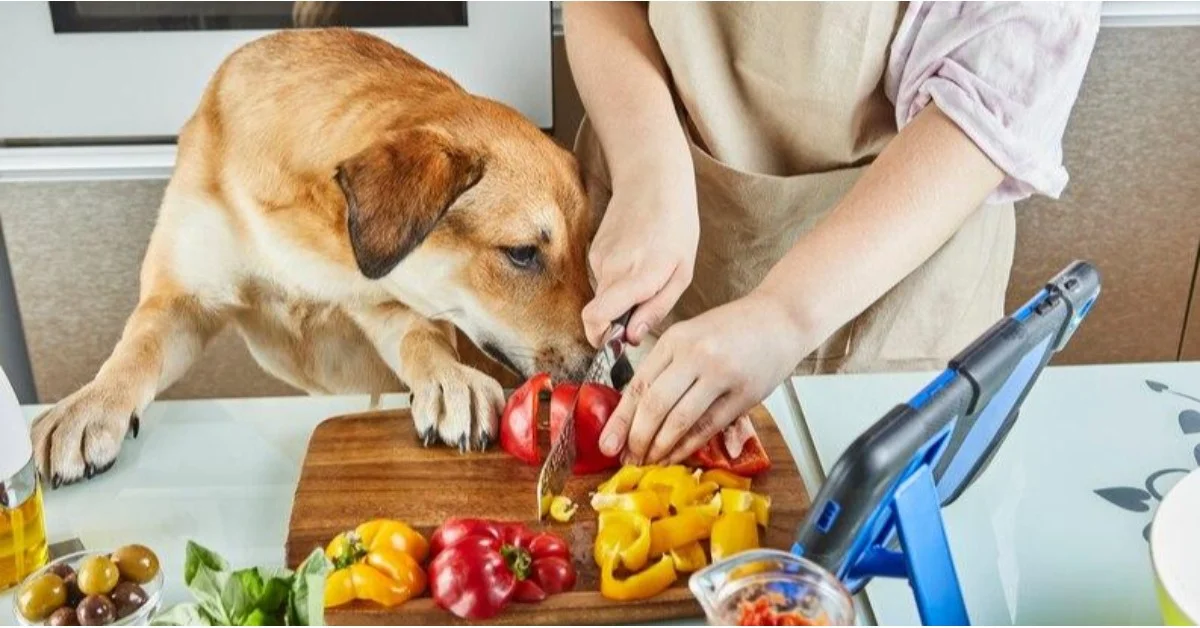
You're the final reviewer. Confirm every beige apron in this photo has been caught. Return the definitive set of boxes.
[575,2,1015,374]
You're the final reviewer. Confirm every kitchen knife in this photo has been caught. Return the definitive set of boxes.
[536,310,633,518]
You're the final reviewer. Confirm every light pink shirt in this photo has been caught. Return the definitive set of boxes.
[887,2,1102,204]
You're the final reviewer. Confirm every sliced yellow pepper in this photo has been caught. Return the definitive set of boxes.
[637,465,691,491]
[671,480,719,511]
[595,511,652,572]
[701,469,753,490]
[597,465,646,494]
[649,508,717,556]
[549,495,578,522]
[591,490,667,519]
[600,554,677,601]
[669,542,708,572]
[710,511,760,562]
[751,493,772,528]
[720,488,755,514]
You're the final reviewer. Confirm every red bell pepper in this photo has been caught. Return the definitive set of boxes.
[428,518,576,619]
[500,374,622,475]
[686,414,772,476]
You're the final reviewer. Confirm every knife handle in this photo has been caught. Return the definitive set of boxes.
[613,309,634,330]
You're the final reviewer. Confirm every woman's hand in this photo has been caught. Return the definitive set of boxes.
[598,289,810,465]
[583,161,699,347]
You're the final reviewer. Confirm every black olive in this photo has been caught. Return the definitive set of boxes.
[47,563,76,581]
[48,606,80,626]
[110,581,148,619]
[63,572,85,608]
[76,595,116,626]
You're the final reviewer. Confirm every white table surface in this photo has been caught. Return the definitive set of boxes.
[5,361,1192,625]
[1,388,809,626]
[793,361,1200,626]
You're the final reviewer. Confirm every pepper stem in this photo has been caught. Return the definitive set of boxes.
[332,531,367,570]
[500,544,533,581]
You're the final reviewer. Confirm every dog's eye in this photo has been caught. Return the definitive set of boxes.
[503,246,539,269]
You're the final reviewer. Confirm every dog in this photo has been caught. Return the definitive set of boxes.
[31,29,598,487]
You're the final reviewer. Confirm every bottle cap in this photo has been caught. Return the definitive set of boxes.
[0,365,33,482]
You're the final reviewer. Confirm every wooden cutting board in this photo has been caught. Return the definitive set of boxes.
[286,404,811,625]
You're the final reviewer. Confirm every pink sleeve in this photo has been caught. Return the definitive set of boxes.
[886,2,1101,204]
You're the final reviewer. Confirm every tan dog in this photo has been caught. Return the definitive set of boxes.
[31,29,597,487]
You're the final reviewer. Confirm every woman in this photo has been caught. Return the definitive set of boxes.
[564,2,1101,465]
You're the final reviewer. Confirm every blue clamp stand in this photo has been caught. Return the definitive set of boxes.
[791,261,1101,626]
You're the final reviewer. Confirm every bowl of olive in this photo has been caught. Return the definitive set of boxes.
[12,545,162,626]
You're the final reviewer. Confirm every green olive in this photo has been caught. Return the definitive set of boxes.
[17,572,67,621]
[110,544,160,584]
[77,555,120,596]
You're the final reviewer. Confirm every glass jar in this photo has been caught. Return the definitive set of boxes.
[1,366,47,591]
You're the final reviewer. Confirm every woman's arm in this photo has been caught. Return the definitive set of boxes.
[564,2,699,346]
[563,2,686,188]
[754,103,1004,348]
[608,103,1008,465]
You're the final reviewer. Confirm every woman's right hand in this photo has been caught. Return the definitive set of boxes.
[583,155,699,347]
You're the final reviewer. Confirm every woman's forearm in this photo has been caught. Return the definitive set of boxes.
[756,105,1006,346]
[563,2,691,185]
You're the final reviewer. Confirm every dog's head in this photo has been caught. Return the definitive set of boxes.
[334,105,595,381]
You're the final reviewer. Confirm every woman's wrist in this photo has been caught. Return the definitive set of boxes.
[607,123,694,190]
[746,285,823,363]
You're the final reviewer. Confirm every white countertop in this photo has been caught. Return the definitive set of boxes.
[4,362,1195,625]
[794,361,1200,625]
[0,388,807,626]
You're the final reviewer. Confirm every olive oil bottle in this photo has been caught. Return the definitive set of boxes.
[0,366,47,591]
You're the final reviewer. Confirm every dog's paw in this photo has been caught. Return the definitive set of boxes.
[410,363,504,452]
[30,384,139,488]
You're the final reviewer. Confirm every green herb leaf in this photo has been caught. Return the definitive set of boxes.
[241,608,268,626]
[151,603,214,626]
[184,541,229,586]
[287,548,333,626]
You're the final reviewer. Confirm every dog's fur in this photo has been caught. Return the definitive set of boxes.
[31,29,597,486]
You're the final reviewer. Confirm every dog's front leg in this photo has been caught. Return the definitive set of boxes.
[31,294,225,486]
[352,305,504,451]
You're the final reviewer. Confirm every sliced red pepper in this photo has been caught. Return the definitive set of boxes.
[685,415,772,477]
[549,382,623,475]
[499,373,552,465]
[500,374,622,475]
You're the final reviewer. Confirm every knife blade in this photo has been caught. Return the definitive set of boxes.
[536,310,633,518]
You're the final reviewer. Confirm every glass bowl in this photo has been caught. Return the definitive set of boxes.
[11,549,163,626]
[690,549,855,625]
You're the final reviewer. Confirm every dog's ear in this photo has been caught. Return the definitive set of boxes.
[335,128,485,279]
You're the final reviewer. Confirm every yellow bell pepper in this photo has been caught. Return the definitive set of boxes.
[591,490,667,519]
[325,519,428,609]
[594,511,652,572]
[345,518,429,564]
[710,512,760,562]
[597,465,646,494]
[649,507,717,556]
[669,542,708,572]
[324,563,422,608]
[701,469,752,490]
[600,554,677,601]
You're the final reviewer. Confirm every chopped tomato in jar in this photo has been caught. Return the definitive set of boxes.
[736,596,828,626]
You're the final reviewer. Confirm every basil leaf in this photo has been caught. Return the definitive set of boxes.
[184,541,229,586]
[151,603,213,626]
[224,568,264,625]
[189,562,232,626]
[287,548,332,626]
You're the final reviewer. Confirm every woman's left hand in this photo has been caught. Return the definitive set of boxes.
[598,290,811,465]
